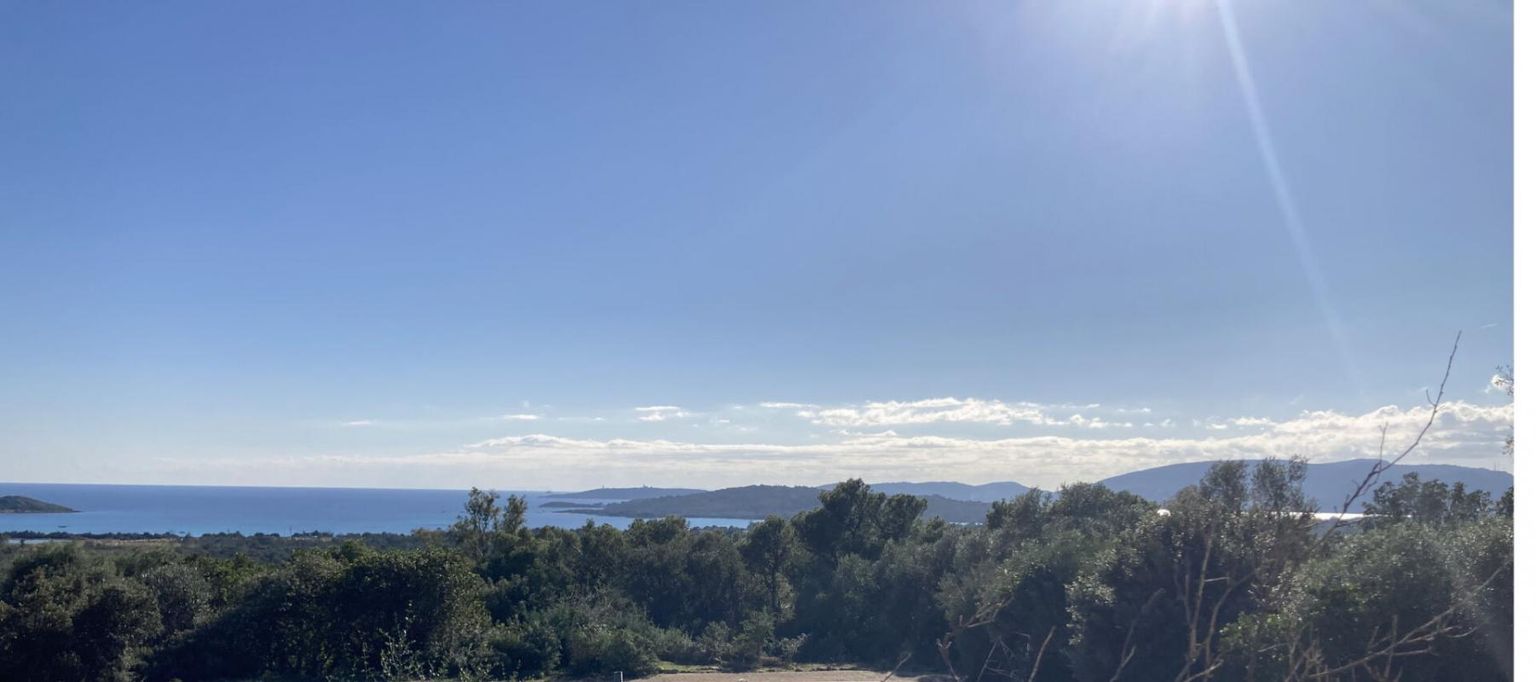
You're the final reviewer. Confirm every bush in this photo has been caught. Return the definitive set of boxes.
[488,619,563,679]
[140,563,212,636]
[701,611,775,671]
[1225,518,1514,681]
[652,627,710,665]
[0,545,162,682]
[144,545,491,681]
[565,624,659,676]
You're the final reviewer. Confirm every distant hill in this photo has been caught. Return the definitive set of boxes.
[538,500,603,509]
[1098,459,1513,511]
[545,486,706,502]
[583,485,993,523]
[915,495,995,523]
[0,495,76,513]
[850,481,1032,503]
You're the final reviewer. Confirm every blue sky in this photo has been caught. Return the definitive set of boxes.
[0,0,1512,489]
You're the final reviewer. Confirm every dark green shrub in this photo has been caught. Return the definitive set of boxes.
[0,546,161,682]
[488,619,563,679]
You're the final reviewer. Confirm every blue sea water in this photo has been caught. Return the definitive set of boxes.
[0,483,751,536]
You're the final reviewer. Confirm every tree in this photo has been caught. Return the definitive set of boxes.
[140,562,213,636]
[1226,518,1513,680]
[938,484,1153,681]
[146,545,491,681]
[795,480,926,561]
[741,516,797,620]
[1067,458,1315,682]
[70,580,161,680]
[448,487,502,567]
[790,481,933,661]
[1364,472,1493,525]
[0,545,161,682]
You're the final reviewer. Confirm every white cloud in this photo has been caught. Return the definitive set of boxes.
[211,401,1512,490]
[793,397,1136,428]
[341,420,376,427]
[796,397,1055,427]
[759,401,817,409]
[635,405,692,422]
[1067,414,1133,429]
[500,414,542,422]
[1206,416,1275,430]
[1231,416,1275,427]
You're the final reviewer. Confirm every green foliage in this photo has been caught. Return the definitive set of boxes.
[547,591,662,677]
[0,471,1513,681]
[742,516,799,620]
[1364,472,1494,525]
[139,563,212,636]
[587,485,992,523]
[483,616,563,678]
[0,544,161,682]
[143,545,491,680]
[1226,518,1513,680]
[1066,459,1319,681]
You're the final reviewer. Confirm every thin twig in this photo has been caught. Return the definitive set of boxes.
[1025,627,1056,682]
[881,652,911,682]
[1318,332,1459,546]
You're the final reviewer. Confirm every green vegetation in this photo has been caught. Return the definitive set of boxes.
[0,460,1512,681]
[592,484,824,519]
[538,501,605,509]
[0,495,76,513]
[587,485,992,523]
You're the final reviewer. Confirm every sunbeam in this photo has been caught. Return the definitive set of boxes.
[1215,0,1366,399]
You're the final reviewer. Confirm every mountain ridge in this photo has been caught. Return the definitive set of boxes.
[547,460,1508,521]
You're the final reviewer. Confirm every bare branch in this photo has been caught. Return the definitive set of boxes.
[881,652,911,682]
[1319,332,1460,544]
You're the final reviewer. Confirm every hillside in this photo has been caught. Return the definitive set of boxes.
[582,485,993,523]
[538,500,603,509]
[883,481,1030,502]
[544,486,706,501]
[826,480,1032,502]
[0,495,76,513]
[1099,459,1512,510]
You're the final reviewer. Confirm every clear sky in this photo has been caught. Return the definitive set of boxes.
[0,0,1513,490]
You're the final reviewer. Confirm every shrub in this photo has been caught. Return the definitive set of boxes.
[488,619,563,679]
[652,627,710,665]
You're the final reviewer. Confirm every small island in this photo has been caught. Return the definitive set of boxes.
[0,495,77,514]
[537,500,604,510]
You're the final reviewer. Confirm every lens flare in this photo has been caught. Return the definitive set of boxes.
[1215,0,1365,398]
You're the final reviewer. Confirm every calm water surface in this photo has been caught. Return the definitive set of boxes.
[0,483,750,536]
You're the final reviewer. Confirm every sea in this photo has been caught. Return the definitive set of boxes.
[0,483,752,536]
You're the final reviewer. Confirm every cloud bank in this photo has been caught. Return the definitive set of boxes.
[168,400,1512,490]
[772,397,1133,429]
